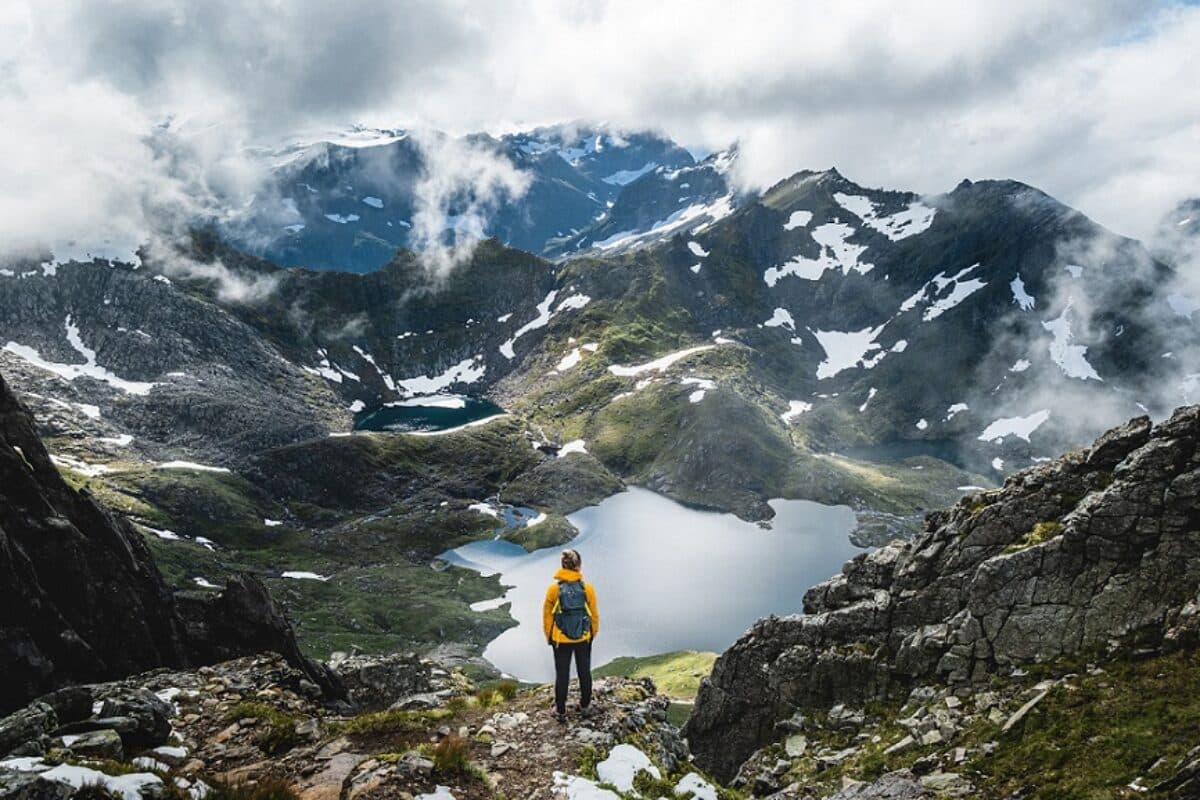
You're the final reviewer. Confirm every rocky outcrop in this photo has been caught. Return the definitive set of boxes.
[176,574,344,699]
[0,370,340,713]
[686,407,1200,780]
[326,651,435,711]
[0,654,690,800]
[0,370,190,712]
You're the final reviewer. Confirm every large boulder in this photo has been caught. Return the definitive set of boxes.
[0,703,56,759]
[327,652,433,711]
[176,574,344,700]
[687,407,1200,780]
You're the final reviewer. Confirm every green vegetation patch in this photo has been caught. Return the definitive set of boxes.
[501,514,577,551]
[225,702,303,754]
[1004,521,1063,554]
[331,707,452,737]
[271,562,515,660]
[594,651,717,699]
[966,650,1200,798]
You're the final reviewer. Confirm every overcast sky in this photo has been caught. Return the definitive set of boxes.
[0,0,1196,256]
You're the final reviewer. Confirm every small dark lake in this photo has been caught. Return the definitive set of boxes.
[354,396,505,433]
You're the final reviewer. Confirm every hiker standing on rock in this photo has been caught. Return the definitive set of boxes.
[543,548,599,724]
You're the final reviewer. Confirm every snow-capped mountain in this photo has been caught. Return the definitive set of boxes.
[1,134,1196,528]
[544,146,741,257]
[230,124,699,272]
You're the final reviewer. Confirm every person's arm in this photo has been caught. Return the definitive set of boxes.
[543,583,559,644]
[586,583,599,638]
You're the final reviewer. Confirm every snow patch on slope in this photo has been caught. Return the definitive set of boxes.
[978,409,1051,443]
[608,345,719,377]
[1042,305,1102,381]
[3,316,156,395]
[500,291,591,360]
[811,325,896,380]
[398,357,486,395]
[833,192,936,240]
[764,222,873,286]
[783,210,813,230]
[1010,274,1036,310]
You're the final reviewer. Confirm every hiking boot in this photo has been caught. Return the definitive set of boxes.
[578,704,598,719]
[555,712,568,725]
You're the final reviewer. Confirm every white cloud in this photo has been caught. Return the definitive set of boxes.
[408,131,531,277]
[0,0,1196,261]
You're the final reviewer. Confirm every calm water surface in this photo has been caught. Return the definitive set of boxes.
[355,397,504,432]
[441,487,863,682]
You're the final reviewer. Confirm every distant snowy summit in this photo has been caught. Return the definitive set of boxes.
[231,122,715,272]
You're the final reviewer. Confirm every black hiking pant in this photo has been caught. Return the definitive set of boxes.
[552,639,592,714]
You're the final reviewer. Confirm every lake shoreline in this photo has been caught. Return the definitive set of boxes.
[440,486,866,682]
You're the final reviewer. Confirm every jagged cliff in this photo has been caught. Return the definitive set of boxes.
[686,405,1200,781]
[0,370,338,713]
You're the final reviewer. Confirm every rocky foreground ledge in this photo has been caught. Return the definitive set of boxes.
[686,405,1200,793]
[0,652,700,800]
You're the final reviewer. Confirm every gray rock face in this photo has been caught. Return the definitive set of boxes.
[60,729,123,761]
[823,770,930,799]
[686,407,1200,780]
[94,690,173,748]
[0,704,56,759]
[327,652,433,711]
[0,372,342,714]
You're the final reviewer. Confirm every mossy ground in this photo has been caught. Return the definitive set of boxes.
[56,420,572,662]
[769,649,1200,799]
[593,651,717,700]
[965,650,1200,798]
[1004,520,1064,554]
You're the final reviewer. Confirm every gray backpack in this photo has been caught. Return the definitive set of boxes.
[554,580,591,640]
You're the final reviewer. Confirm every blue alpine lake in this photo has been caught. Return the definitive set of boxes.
[441,486,864,682]
[354,396,505,433]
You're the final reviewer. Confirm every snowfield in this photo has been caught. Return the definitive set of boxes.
[558,439,588,456]
[603,162,658,185]
[812,325,892,380]
[608,344,718,377]
[4,316,156,395]
[681,376,716,403]
[763,308,796,330]
[833,192,937,240]
[784,210,813,230]
[764,222,873,286]
[397,357,486,395]
[593,194,735,251]
[978,409,1051,443]
[501,291,591,360]
[781,400,813,423]
[155,461,231,473]
[1042,306,1102,381]
[1010,274,1036,310]
[901,264,986,321]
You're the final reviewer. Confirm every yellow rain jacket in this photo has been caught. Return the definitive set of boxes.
[543,567,599,644]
